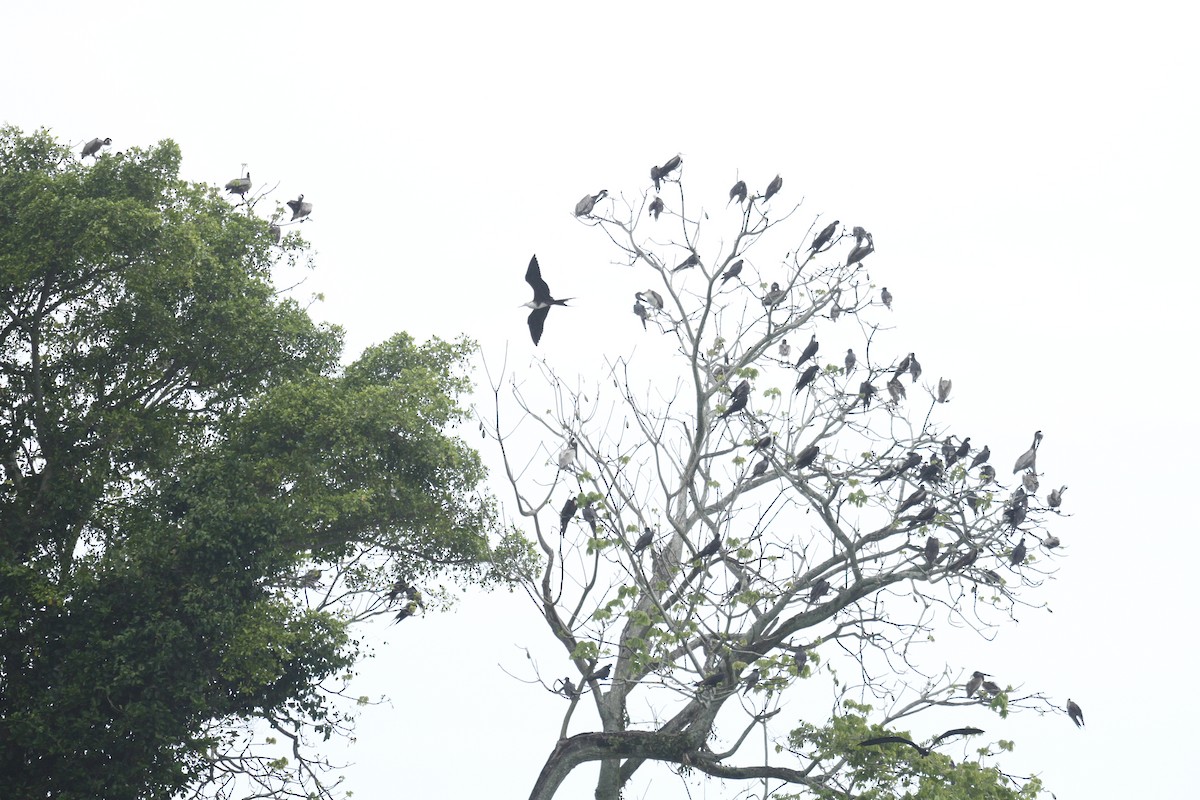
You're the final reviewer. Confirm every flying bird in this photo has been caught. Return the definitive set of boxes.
[858,727,984,758]
[844,348,856,374]
[225,172,252,196]
[763,174,783,202]
[287,194,313,221]
[720,259,744,284]
[811,220,839,251]
[1013,431,1044,474]
[796,335,819,365]
[632,527,654,554]
[937,377,952,403]
[559,497,578,535]
[1067,699,1085,728]
[575,189,608,217]
[794,364,819,395]
[523,255,572,345]
[81,136,111,158]
[728,180,747,205]
[880,287,893,309]
[648,196,664,220]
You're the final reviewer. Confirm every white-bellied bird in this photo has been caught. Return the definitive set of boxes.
[523,255,571,345]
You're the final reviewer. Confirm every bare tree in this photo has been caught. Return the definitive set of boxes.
[487,165,1066,800]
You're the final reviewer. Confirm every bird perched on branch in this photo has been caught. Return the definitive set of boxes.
[923,536,939,566]
[523,255,571,345]
[763,174,783,202]
[719,380,750,419]
[793,444,819,470]
[794,364,819,395]
[558,438,578,471]
[672,253,701,273]
[880,287,893,309]
[1013,431,1043,473]
[887,377,906,404]
[1048,486,1067,508]
[650,155,682,190]
[584,663,611,682]
[1010,537,1027,565]
[859,381,877,408]
[559,497,578,535]
[581,504,598,535]
[811,220,839,251]
[937,377,952,403]
[225,171,252,196]
[970,445,991,470]
[778,339,791,358]
[857,727,984,757]
[904,504,937,530]
[692,535,721,562]
[916,456,943,484]
[637,289,664,310]
[287,194,312,221]
[796,335,819,365]
[751,457,769,478]
[728,180,747,205]
[873,452,921,484]
[898,486,928,515]
[633,299,649,329]
[575,189,608,217]
[743,668,761,691]
[632,527,654,554]
[695,673,725,689]
[648,196,664,220]
[719,259,743,284]
[807,578,831,603]
[763,282,786,308]
[966,670,988,697]
[844,348,856,374]
[81,136,111,159]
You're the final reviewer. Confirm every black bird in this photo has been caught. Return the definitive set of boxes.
[844,348,856,374]
[751,434,773,452]
[978,464,997,483]
[858,727,983,757]
[81,136,111,158]
[908,354,922,383]
[719,380,750,420]
[523,255,572,346]
[794,364,819,395]
[859,381,877,408]
[966,670,988,697]
[873,452,921,484]
[1022,472,1040,494]
[887,377,906,404]
[692,535,721,562]
[581,504,599,535]
[695,673,724,689]
[763,282,786,308]
[793,444,819,470]
[880,287,893,309]
[650,155,682,190]
[575,189,608,217]
[728,180,748,205]
[966,492,981,515]
[225,172,252,196]
[637,289,664,310]
[898,486,928,514]
[585,663,611,682]
[916,456,943,484]
[1067,699,1085,728]
[796,335,819,365]
[807,578,831,603]
[1048,485,1067,508]
[896,353,913,377]
[905,504,937,530]
[632,527,654,554]
[969,445,991,470]
[1003,502,1027,529]
[980,680,1003,695]
[287,194,313,221]
[937,377,952,403]
[648,196,664,220]
[941,438,956,464]
[1013,431,1043,474]
[743,668,761,691]
[811,220,839,251]
[852,226,874,248]
[751,457,769,478]
[952,437,971,466]
[1010,537,1027,566]
[1043,535,1061,549]
[634,300,649,329]
[672,253,701,272]
[848,241,875,266]
[948,548,979,571]
[763,174,783,202]
[559,497,578,535]
[923,536,940,566]
[720,259,744,284]
[558,677,577,698]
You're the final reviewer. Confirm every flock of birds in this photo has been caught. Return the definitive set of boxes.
[77,139,313,244]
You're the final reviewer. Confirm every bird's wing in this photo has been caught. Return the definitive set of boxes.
[930,727,984,746]
[857,736,924,754]
[525,255,550,300]
[527,306,550,345]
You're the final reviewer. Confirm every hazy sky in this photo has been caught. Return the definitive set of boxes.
[5,2,1199,798]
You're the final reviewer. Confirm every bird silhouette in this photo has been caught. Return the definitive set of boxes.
[880,286,893,309]
[632,527,654,554]
[1067,699,1085,728]
[559,497,578,535]
[1048,486,1067,508]
[225,171,252,196]
[575,189,608,217]
[695,673,724,689]
[743,668,761,691]
[719,380,750,419]
[887,377,906,404]
[859,381,877,408]
[523,255,571,345]
[672,253,701,272]
[763,282,786,308]
[923,536,939,566]
[650,155,682,190]
[969,446,991,470]
[81,136,111,158]
[966,670,988,697]
[793,444,819,470]
[751,457,769,478]
[633,300,649,329]
[844,348,856,374]
[811,220,839,251]
[692,535,721,562]
[720,259,744,284]
[904,504,937,530]
[763,174,783,202]
[648,196,664,220]
[898,486,928,514]
[558,438,578,470]
[796,335,819,365]
[807,578,831,603]
[637,289,664,310]
[287,194,313,221]
[728,180,748,205]
[581,504,599,535]
[1010,537,1027,566]
[1013,431,1043,473]
[794,364,819,395]
[937,377,952,403]
[584,663,611,682]
[779,339,791,358]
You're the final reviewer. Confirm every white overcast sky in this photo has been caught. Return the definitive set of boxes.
[5,2,1199,798]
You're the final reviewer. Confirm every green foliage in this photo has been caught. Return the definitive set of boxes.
[0,128,494,799]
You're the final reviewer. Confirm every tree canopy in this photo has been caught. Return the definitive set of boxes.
[0,127,494,799]
[491,163,1069,800]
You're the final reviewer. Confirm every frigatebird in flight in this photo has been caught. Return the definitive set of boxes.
[523,255,571,345]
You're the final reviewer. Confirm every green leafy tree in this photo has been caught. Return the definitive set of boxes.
[490,165,1067,800]
[0,127,494,800]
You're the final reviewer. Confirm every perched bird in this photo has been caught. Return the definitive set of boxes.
[287,194,313,221]
[558,677,577,698]
[778,339,791,358]
[762,282,786,308]
[873,451,921,484]
[916,456,943,484]
[581,504,599,535]
[978,464,997,482]
[830,303,842,321]
[793,335,819,366]
[728,180,748,205]
[743,668,761,691]
[811,220,839,251]
[692,535,722,562]
[848,241,874,265]
[970,445,991,470]
[751,457,769,478]
[1013,431,1043,474]
[719,380,750,419]
[650,155,682,190]
[1043,535,1062,549]
[794,364,819,395]
[632,527,654,554]
[898,486,928,514]
[1067,699,1085,728]
[966,670,988,697]
[923,535,939,565]
[585,663,612,682]
[1010,537,1027,566]
[981,680,1003,695]
[81,136,111,158]
[793,444,819,470]
[808,578,832,603]
[896,353,913,377]
[558,438,578,470]
[559,497,578,535]
[575,189,608,217]
[937,377,952,403]
[887,377,906,404]
[523,255,572,345]
[880,287,893,309]
[225,172,252,196]
[763,174,783,202]
[672,253,701,272]
[695,673,724,689]
[965,492,981,515]
[844,348,856,374]
[637,289,664,310]
[852,226,874,248]
[947,548,979,571]
[297,568,322,589]
[1022,472,1040,494]
[648,196,665,220]
[941,437,957,464]
[904,504,937,530]
[859,381,877,408]
[1048,486,1067,508]
[751,434,774,452]
[269,223,282,244]
[951,437,971,466]
[720,259,744,284]
[908,354,922,383]
[634,300,649,329]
